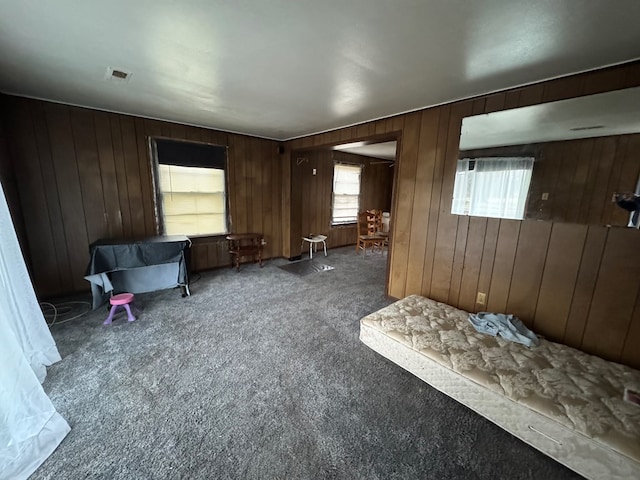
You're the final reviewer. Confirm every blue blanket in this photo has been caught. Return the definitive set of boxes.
[468,312,539,347]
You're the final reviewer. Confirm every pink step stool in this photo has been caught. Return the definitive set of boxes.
[104,293,136,325]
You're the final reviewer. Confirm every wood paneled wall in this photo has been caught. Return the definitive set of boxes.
[289,149,394,256]
[288,62,640,368]
[0,115,27,251]
[523,134,640,225]
[1,96,284,297]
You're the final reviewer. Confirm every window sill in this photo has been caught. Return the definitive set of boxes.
[186,233,230,241]
[331,222,356,228]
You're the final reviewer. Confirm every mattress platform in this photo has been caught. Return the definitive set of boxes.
[359,295,640,480]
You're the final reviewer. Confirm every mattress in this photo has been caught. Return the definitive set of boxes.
[359,295,640,480]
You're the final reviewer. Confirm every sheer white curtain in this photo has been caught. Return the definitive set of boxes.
[0,181,70,480]
[452,157,534,219]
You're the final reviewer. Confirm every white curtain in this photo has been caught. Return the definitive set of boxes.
[452,157,534,219]
[0,181,70,480]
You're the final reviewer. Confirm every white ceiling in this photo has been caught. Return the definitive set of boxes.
[334,141,397,160]
[0,0,639,141]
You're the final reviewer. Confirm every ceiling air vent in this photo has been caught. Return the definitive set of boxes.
[569,125,604,131]
[105,66,132,83]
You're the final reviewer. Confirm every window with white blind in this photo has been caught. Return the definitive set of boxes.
[451,157,534,220]
[152,139,228,236]
[331,163,362,225]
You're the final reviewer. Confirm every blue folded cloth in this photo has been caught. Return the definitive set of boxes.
[468,312,539,347]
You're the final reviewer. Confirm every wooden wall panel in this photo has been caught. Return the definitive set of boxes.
[586,138,617,224]
[533,223,587,341]
[486,220,520,314]
[44,103,91,292]
[120,115,147,237]
[248,140,261,232]
[281,148,292,258]
[458,217,488,312]
[447,215,468,306]
[405,110,440,296]
[134,118,155,236]
[581,228,640,361]
[563,226,608,348]
[261,141,273,258]
[551,142,580,222]
[505,221,552,325]
[1,96,284,296]
[229,135,249,233]
[286,61,640,368]
[70,109,109,242]
[289,152,303,258]
[429,102,472,303]
[621,291,640,367]
[0,101,29,265]
[421,106,451,295]
[475,217,500,308]
[109,115,134,238]
[94,112,124,238]
[451,102,489,310]
[6,102,61,295]
[567,140,595,223]
[389,112,420,298]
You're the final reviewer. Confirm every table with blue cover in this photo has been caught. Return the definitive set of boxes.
[84,235,191,309]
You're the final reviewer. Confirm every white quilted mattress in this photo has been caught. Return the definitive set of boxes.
[359,295,640,480]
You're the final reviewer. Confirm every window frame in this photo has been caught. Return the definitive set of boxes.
[149,137,230,237]
[451,156,534,220]
[331,162,363,226]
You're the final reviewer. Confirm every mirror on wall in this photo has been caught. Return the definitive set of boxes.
[451,86,640,226]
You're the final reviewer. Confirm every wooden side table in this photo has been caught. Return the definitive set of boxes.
[226,233,264,271]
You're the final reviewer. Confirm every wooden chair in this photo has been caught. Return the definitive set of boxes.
[356,212,386,255]
[366,209,389,250]
[367,209,385,233]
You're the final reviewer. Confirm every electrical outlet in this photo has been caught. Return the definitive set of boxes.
[476,292,487,305]
[312,168,317,175]
[541,192,549,200]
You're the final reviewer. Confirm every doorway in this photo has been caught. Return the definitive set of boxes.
[288,137,398,292]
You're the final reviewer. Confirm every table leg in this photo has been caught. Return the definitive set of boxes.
[309,241,313,259]
[323,240,327,256]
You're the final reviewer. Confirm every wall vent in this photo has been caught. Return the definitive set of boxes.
[105,66,132,82]
[569,125,604,132]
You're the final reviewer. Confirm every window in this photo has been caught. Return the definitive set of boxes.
[151,138,228,236]
[332,163,362,225]
[451,157,534,220]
